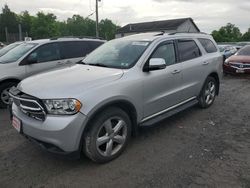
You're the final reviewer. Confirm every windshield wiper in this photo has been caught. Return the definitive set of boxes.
[87,63,108,67]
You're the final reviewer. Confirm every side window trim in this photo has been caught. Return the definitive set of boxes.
[20,42,60,65]
[176,38,202,63]
[198,38,218,53]
[147,40,177,65]
[35,42,60,63]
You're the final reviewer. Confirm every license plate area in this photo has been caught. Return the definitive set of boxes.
[12,116,22,133]
[236,69,245,73]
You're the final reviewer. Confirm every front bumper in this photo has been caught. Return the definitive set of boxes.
[12,103,88,153]
[223,64,250,74]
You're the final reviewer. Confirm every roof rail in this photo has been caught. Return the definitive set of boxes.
[168,31,208,35]
[50,36,104,40]
[154,31,166,36]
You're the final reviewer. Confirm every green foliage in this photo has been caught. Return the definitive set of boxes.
[0,4,18,41]
[211,23,249,42]
[242,28,250,41]
[99,19,119,40]
[31,12,60,39]
[0,4,119,42]
[18,11,34,37]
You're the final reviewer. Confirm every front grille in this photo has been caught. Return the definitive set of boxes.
[230,63,250,69]
[10,92,46,121]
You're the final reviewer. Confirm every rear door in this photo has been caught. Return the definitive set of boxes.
[177,39,206,100]
[25,42,62,76]
[143,41,183,118]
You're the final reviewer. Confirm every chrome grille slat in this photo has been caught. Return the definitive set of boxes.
[20,104,42,112]
[9,93,46,121]
[230,63,250,69]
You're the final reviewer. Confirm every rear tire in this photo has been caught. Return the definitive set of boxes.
[83,107,132,163]
[198,77,217,108]
[0,82,17,109]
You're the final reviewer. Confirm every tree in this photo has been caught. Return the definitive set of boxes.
[242,28,250,41]
[18,11,34,37]
[67,15,95,37]
[99,19,119,40]
[0,4,120,41]
[0,4,18,41]
[30,12,59,39]
[212,23,242,42]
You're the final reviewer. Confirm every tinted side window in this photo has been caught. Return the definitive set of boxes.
[60,41,90,59]
[151,42,176,66]
[178,40,201,62]
[32,43,60,63]
[198,38,217,53]
[88,41,104,51]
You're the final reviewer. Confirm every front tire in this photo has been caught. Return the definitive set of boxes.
[83,107,132,163]
[0,82,17,109]
[198,77,217,108]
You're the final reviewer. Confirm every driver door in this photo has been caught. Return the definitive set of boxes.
[142,41,183,118]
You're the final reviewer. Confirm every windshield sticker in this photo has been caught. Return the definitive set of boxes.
[132,42,149,46]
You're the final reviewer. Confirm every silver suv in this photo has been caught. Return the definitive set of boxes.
[9,32,222,163]
[0,38,104,108]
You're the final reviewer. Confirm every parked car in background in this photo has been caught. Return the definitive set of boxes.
[0,37,105,108]
[218,45,237,61]
[9,32,222,163]
[0,42,23,57]
[224,45,250,74]
[233,45,242,51]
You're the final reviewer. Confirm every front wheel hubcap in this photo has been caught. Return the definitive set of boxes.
[96,117,127,157]
[1,88,11,105]
[204,81,216,105]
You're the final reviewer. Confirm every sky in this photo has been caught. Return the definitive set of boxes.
[1,0,250,33]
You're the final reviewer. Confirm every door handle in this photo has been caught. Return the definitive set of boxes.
[57,62,64,65]
[203,61,209,65]
[171,70,181,74]
[65,60,72,64]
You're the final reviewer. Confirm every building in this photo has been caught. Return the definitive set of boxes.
[116,18,200,38]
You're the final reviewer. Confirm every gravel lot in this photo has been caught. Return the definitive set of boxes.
[0,75,250,188]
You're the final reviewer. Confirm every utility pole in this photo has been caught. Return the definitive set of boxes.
[18,24,22,41]
[95,0,101,37]
[5,27,8,43]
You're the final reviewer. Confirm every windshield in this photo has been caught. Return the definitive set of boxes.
[0,43,21,57]
[237,45,250,56]
[0,43,37,64]
[83,39,151,69]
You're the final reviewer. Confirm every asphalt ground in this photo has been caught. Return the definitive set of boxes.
[0,75,250,188]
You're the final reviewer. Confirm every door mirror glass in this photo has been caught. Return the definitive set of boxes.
[145,58,167,71]
[27,52,38,64]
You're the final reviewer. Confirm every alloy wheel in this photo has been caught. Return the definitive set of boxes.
[96,117,128,157]
[204,81,216,105]
[1,88,11,105]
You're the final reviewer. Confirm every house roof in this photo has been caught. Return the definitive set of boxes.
[117,18,200,34]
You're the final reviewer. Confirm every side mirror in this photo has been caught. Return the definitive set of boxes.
[144,58,167,72]
[27,53,38,64]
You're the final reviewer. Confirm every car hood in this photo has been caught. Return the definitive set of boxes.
[227,55,250,63]
[18,64,124,99]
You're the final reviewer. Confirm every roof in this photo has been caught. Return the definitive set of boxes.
[117,18,200,34]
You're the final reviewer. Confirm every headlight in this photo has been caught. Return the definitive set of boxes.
[224,59,229,65]
[43,99,82,115]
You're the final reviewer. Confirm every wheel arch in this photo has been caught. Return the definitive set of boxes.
[83,99,138,137]
[0,78,21,86]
